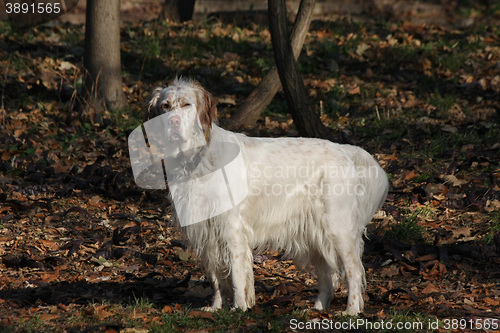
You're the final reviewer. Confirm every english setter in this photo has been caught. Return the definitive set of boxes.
[142,78,388,314]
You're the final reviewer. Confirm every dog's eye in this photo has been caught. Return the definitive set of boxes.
[161,101,170,110]
[182,102,191,108]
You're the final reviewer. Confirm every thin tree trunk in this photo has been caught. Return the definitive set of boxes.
[84,0,127,117]
[268,0,330,138]
[228,0,315,129]
[160,0,196,22]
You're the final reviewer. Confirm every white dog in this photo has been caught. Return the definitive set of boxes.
[145,78,388,315]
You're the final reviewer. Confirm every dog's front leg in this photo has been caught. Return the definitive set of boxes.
[225,214,255,311]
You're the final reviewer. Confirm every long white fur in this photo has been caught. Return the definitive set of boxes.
[148,78,389,314]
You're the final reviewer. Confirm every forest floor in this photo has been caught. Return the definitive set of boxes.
[0,1,499,332]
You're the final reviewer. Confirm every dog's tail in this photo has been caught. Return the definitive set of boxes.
[347,146,389,225]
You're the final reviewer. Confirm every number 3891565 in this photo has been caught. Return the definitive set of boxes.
[6,2,61,14]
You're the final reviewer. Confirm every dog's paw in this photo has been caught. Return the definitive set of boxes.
[340,308,362,316]
[201,306,219,312]
[313,298,332,311]
[230,307,249,312]
[230,304,249,312]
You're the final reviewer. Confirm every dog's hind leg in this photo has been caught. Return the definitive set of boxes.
[313,255,339,311]
[335,233,366,315]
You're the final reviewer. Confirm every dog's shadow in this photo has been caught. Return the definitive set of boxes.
[0,272,212,310]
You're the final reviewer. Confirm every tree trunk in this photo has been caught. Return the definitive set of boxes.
[84,0,127,117]
[160,0,196,22]
[268,0,331,138]
[228,0,314,129]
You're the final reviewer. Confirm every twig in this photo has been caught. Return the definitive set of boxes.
[1,55,9,128]
[257,265,311,288]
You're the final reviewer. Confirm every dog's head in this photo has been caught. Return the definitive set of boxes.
[145,78,217,151]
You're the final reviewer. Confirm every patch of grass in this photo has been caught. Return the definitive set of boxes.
[150,306,306,332]
[1,315,45,333]
[430,91,456,113]
[109,106,142,132]
[413,172,432,183]
[439,52,466,73]
[152,311,197,332]
[81,299,151,329]
[252,55,274,74]
[141,34,162,60]
[483,211,500,245]
[422,130,460,159]
[381,45,421,72]
[384,207,429,243]
[264,97,288,117]
[58,23,85,47]
[130,294,156,312]
[302,39,341,74]
[0,21,12,36]
[333,310,434,332]
[6,52,33,74]
[393,45,421,62]
[353,113,411,148]
[381,309,435,332]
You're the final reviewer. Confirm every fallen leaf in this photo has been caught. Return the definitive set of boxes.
[419,57,432,71]
[317,29,332,39]
[421,283,439,294]
[121,329,148,333]
[94,305,114,320]
[244,319,258,327]
[37,313,59,320]
[162,305,173,313]
[175,249,190,262]
[485,199,500,212]
[432,193,447,201]
[356,43,370,56]
[90,256,113,267]
[452,226,471,239]
[404,170,418,180]
[188,310,214,320]
[482,297,500,306]
[381,264,399,278]
[415,253,438,262]
[441,124,457,133]
[58,61,76,71]
[348,86,361,95]
[442,175,467,186]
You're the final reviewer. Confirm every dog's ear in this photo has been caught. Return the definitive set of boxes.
[145,87,163,121]
[195,83,217,131]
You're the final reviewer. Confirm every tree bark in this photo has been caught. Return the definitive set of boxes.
[160,0,196,22]
[84,0,127,116]
[268,0,330,138]
[228,0,315,129]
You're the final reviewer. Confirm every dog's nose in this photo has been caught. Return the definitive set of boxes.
[168,115,181,128]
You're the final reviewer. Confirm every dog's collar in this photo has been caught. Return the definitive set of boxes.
[164,128,211,182]
[177,128,210,174]
[184,147,205,173]
[165,145,207,181]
